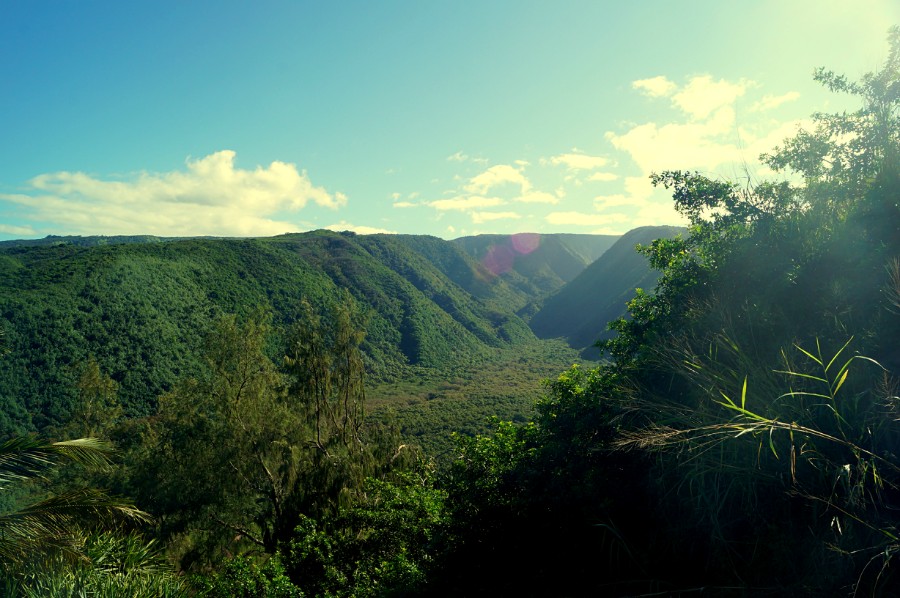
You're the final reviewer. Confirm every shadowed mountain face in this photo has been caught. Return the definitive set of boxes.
[529,226,684,353]
[452,233,619,318]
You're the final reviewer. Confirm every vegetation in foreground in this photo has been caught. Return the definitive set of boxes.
[2,27,900,596]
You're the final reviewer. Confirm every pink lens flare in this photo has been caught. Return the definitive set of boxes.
[510,232,540,255]
[483,244,515,276]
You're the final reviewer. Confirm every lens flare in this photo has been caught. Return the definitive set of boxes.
[510,232,540,255]
[483,244,516,275]
[481,234,541,276]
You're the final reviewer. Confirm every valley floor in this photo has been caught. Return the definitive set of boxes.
[367,338,589,459]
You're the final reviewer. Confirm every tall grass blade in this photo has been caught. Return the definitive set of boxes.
[824,337,854,375]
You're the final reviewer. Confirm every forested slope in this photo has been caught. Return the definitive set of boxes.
[0,231,538,435]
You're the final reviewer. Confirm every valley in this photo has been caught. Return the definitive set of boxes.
[0,228,660,447]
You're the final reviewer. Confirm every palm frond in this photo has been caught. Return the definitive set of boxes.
[0,436,114,486]
[0,488,152,565]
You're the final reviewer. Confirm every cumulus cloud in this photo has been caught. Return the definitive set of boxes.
[391,190,422,209]
[587,172,619,182]
[751,91,801,112]
[1,150,345,237]
[465,165,530,194]
[606,120,742,174]
[547,152,609,171]
[447,151,487,164]
[0,223,36,236]
[671,75,752,120]
[605,75,806,180]
[633,76,677,97]
[590,176,684,228]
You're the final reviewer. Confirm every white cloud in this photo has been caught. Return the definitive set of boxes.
[609,76,782,175]
[672,75,752,120]
[633,76,676,98]
[447,151,488,164]
[606,120,742,174]
[0,223,36,236]
[471,211,522,224]
[325,221,395,235]
[391,192,421,209]
[589,226,629,235]
[465,165,529,194]
[428,196,505,211]
[587,172,619,182]
[751,91,801,112]
[548,152,609,171]
[1,150,344,237]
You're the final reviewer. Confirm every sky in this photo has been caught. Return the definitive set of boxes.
[1,1,898,241]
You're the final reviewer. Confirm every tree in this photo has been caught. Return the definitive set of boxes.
[141,310,290,558]
[64,357,123,439]
[762,26,900,207]
[142,295,402,568]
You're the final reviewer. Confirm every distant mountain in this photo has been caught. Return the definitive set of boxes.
[529,226,684,353]
[0,234,201,248]
[453,233,619,317]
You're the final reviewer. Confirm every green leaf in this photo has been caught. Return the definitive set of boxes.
[741,376,748,410]
[794,343,822,366]
[832,368,850,397]
[824,337,854,375]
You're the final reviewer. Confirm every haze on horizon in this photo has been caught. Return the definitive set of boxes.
[1,0,897,241]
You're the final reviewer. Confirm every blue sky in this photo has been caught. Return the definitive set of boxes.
[1,1,897,240]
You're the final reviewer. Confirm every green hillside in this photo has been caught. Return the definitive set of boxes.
[0,230,543,436]
[529,225,683,351]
